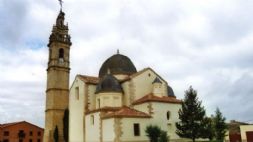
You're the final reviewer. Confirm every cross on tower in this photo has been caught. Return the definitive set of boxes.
[58,0,63,10]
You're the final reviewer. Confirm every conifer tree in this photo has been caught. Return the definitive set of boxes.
[201,117,214,140]
[213,108,227,142]
[63,108,69,142]
[145,125,161,142]
[159,130,169,142]
[176,86,206,142]
[54,126,59,142]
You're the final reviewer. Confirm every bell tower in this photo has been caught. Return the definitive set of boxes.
[44,9,71,142]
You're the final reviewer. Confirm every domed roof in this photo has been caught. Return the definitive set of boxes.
[99,53,137,78]
[95,73,123,94]
[167,85,175,97]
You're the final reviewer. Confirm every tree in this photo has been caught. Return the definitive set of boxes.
[159,130,169,142]
[213,108,227,142]
[54,126,59,142]
[145,125,161,142]
[63,108,69,142]
[201,117,215,140]
[175,86,206,142]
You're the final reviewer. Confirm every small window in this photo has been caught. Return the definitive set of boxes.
[19,140,23,142]
[49,48,52,60]
[167,111,170,120]
[29,139,32,142]
[4,131,9,136]
[75,87,79,100]
[18,130,25,138]
[3,139,9,142]
[37,139,41,142]
[97,99,100,108]
[37,131,41,136]
[30,131,33,136]
[59,48,64,59]
[133,123,140,136]
[91,115,94,125]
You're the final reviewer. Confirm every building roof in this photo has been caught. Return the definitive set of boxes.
[152,77,162,84]
[85,107,121,115]
[0,121,44,130]
[98,54,137,78]
[132,94,182,105]
[102,106,151,119]
[95,73,123,94]
[77,75,99,84]
[167,85,175,97]
[228,120,249,134]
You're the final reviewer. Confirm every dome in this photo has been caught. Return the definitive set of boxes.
[167,85,175,97]
[95,73,123,94]
[99,54,137,78]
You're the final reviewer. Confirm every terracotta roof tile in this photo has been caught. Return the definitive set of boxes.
[102,106,151,119]
[85,107,121,115]
[77,75,99,84]
[0,121,24,128]
[0,121,44,130]
[132,93,182,105]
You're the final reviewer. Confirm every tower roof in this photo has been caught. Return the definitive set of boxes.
[95,73,123,94]
[152,77,162,84]
[167,85,175,97]
[48,10,71,46]
[98,54,137,78]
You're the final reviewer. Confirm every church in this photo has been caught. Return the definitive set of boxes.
[44,9,183,142]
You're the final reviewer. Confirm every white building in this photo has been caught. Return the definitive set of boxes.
[69,53,182,142]
[240,125,253,142]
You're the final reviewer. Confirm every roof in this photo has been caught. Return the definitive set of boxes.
[228,120,249,134]
[77,75,99,84]
[132,94,182,105]
[85,107,121,115]
[95,73,123,94]
[167,85,175,97]
[102,106,151,119]
[99,54,137,78]
[123,67,168,84]
[152,77,162,84]
[0,121,44,130]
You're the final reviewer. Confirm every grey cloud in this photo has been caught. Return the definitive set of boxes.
[201,72,253,122]
[0,0,29,48]
[1,0,253,127]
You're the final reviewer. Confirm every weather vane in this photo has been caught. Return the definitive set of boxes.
[58,0,63,10]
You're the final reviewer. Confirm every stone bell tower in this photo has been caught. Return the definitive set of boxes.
[44,9,71,142]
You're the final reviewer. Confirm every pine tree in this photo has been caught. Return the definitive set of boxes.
[145,125,161,142]
[201,117,214,140]
[54,126,59,142]
[63,108,69,142]
[213,108,227,142]
[175,86,206,142]
[159,130,169,142]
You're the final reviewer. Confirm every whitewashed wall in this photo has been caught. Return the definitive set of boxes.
[69,77,85,142]
[85,112,100,142]
[102,118,115,142]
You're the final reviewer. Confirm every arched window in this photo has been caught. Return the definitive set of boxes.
[91,115,94,125]
[59,48,64,59]
[97,98,100,108]
[167,111,171,120]
[75,87,79,100]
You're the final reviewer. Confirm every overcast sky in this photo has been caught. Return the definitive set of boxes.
[0,0,253,127]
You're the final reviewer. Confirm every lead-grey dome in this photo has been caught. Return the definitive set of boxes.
[95,73,123,94]
[167,85,175,97]
[98,54,137,78]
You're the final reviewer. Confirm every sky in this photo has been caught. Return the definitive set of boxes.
[0,0,253,127]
